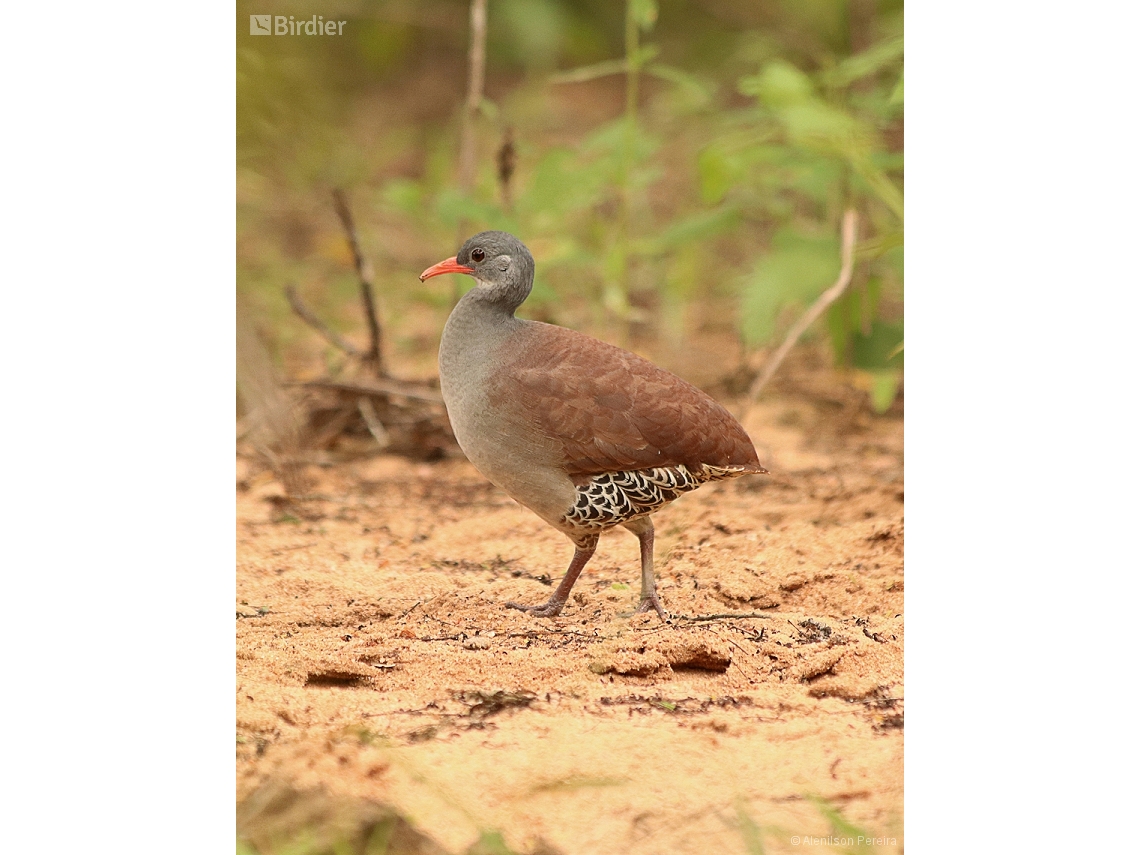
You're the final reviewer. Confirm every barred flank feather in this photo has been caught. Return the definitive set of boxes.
[563,463,749,530]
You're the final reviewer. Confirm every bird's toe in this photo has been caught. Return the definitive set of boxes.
[635,595,670,621]
[506,600,565,618]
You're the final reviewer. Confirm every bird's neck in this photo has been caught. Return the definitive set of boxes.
[439,287,526,381]
[453,284,524,326]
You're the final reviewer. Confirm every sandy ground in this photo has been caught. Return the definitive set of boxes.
[236,388,903,855]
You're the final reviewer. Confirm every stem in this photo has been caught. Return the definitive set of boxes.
[455,0,488,305]
[457,0,487,193]
[610,0,640,336]
[744,210,859,407]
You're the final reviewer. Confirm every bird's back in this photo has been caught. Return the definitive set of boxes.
[487,321,764,483]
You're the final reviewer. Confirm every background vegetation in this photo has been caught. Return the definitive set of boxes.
[237,0,903,409]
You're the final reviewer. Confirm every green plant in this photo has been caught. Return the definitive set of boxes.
[700,16,904,409]
[236,0,904,412]
[735,795,897,854]
[410,0,721,335]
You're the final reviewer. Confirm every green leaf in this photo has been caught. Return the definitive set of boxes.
[778,102,869,151]
[631,44,661,68]
[521,148,610,220]
[582,117,660,163]
[497,0,569,69]
[630,0,658,31]
[433,188,502,229]
[823,36,904,89]
[890,69,904,105]
[380,178,423,214]
[697,147,737,205]
[740,229,840,346]
[784,155,844,207]
[827,277,885,364]
[525,269,559,309]
[868,370,902,414]
[850,320,904,370]
[855,231,904,262]
[477,97,499,120]
[808,795,877,850]
[736,801,766,855]
[549,59,627,85]
[645,63,713,107]
[862,277,883,331]
[739,61,816,108]
[642,205,740,254]
[467,829,518,855]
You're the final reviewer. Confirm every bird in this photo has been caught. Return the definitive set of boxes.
[420,231,767,619]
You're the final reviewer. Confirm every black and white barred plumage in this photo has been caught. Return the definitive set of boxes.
[563,463,747,530]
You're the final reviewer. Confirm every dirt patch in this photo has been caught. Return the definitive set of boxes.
[237,393,903,854]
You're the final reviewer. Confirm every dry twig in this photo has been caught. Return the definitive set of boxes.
[284,283,360,357]
[674,612,777,623]
[332,188,385,376]
[497,126,516,210]
[745,209,859,409]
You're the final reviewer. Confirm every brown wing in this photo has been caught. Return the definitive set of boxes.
[490,323,763,481]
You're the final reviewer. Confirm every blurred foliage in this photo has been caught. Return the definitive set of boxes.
[237,0,902,408]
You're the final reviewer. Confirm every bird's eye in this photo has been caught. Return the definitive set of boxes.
[471,248,485,262]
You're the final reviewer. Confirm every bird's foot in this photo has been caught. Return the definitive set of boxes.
[506,599,566,618]
[635,593,670,621]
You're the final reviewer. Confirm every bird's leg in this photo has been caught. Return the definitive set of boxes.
[507,533,598,618]
[625,517,668,620]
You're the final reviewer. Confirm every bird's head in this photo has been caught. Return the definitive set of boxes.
[420,231,535,313]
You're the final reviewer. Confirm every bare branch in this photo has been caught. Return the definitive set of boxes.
[457,0,488,192]
[745,209,859,407]
[332,188,385,376]
[284,284,360,357]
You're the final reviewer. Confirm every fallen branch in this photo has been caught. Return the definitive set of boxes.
[332,188,385,376]
[264,194,459,461]
[357,397,391,450]
[284,283,360,357]
[293,377,444,405]
[745,209,859,407]
[287,375,456,459]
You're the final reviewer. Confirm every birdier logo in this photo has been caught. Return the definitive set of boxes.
[249,14,346,36]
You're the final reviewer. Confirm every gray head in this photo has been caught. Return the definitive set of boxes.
[419,230,535,315]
